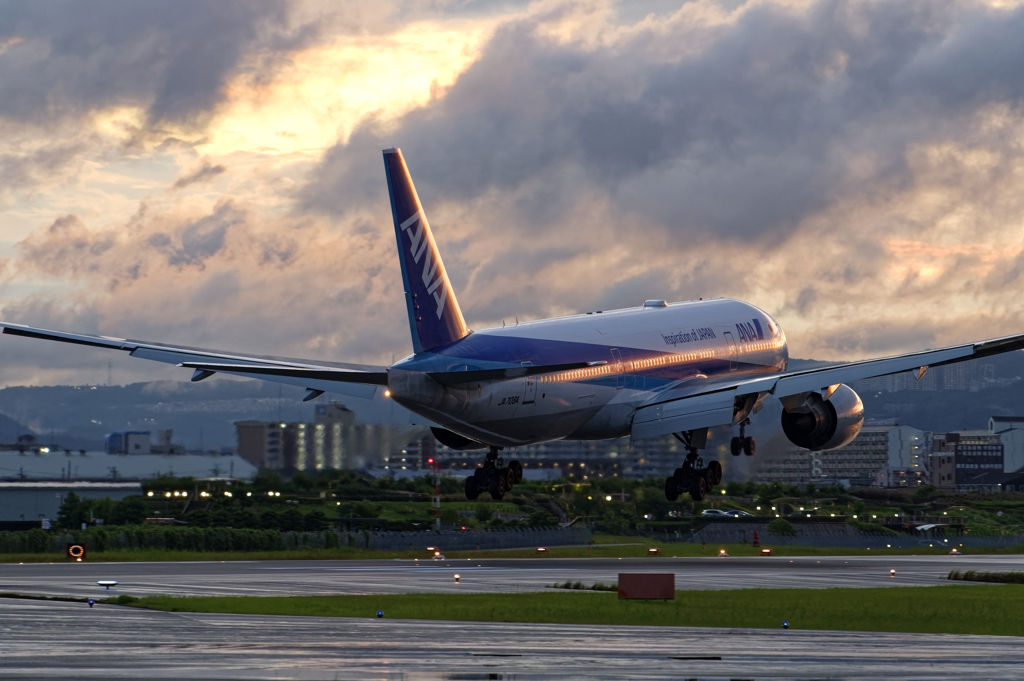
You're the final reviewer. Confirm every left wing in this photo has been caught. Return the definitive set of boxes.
[631,331,1024,440]
[1,322,388,400]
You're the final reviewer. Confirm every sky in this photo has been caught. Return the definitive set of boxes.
[1,0,1024,388]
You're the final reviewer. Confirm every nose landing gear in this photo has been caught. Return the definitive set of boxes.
[665,428,722,501]
[464,446,523,500]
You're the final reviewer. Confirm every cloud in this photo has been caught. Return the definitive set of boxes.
[172,163,226,189]
[5,0,1024,393]
[0,1,306,128]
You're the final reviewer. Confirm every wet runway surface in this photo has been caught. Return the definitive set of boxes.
[5,555,1024,679]
[2,553,1022,599]
[4,596,1024,680]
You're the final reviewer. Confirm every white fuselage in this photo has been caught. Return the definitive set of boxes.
[389,298,789,447]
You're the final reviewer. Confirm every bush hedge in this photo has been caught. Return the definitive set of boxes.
[0,526,352,555]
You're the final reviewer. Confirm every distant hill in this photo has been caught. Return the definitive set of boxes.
[0,378,410,451]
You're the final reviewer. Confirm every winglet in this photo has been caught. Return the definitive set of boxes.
[383,148,470,353]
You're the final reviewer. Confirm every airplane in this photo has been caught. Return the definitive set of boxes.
[4,147,1024,503]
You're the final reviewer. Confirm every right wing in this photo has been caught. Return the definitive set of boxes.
[1,323,389,400]
[631,331,1024,440]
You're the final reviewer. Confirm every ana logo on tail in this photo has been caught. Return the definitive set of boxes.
[400,210,448,319]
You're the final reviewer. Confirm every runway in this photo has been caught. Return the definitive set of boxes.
[5,554,1023,679]
[1,553,1020,599]
[4,596,1024,680]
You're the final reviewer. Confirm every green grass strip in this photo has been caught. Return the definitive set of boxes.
[949,569,1024,584]
[110,585,1024,636]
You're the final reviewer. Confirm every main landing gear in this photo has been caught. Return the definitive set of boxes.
[665,429,722,502]
[730,419,756,457]
[464,446,523,501]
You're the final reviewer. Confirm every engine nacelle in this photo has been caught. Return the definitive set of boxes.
[780,384,864,451]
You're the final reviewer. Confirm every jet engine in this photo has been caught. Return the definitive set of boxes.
[780,384,864,451]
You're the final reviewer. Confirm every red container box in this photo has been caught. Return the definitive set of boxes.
[618,573,675,600]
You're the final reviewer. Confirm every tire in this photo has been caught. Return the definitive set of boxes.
[509,459,524,484]
[730,437,742,456]
[664,476,680,502]
[504,467,516,489]
[743,436,756,456]
[707,460,723,486]
[690,475,707,501]
[490,475,506,500]
[465,474,480,501]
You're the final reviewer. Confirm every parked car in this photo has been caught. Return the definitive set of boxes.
[725,509,754,518]
[700,509,729,517]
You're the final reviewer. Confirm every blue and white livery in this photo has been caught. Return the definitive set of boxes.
[6,148,1024,501]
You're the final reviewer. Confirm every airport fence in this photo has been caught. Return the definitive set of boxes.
[0,525,592,555]
[646,523,1024,549]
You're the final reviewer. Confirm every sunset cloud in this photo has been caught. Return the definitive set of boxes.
[2,0,1024,390]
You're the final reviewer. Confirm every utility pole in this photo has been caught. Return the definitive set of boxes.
[430,456,442,530]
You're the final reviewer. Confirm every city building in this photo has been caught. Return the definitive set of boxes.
[755,426,898,487]
[105,430,186,456]
[235,402,412,471]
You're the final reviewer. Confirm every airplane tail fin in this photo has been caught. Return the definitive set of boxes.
[383,148,470,353]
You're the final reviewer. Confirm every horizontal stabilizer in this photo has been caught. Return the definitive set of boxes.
[428,361,607,387]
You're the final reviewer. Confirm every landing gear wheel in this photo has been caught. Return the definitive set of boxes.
[465,474,480,501]
[490,475,507,500]
[707,460,723,486]
[730,437,742,456]
[504,467,516,490]
[509,460,524,484]
[742,436,756,456]
[664,476,680,502]
[690,475,707,501]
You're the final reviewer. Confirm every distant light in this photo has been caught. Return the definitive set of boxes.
[720,489,726,495]
[224,491,232,497]
[605,495,612,501]
[756,506,761,511]
[173,491,180,497]
[428,458,434,464]
[454,574,460,583]
[147,492,153,497]
[872,515,877,518]
[165,492,171,498]
[246,492,251,497]
[40,447,49,453]
[830,514,835,517]
[182,491,187,497]
[275,492,280,497]
[853,515,857,518]
[890,569,896,577]
[384,389,391,397]
[337,502,341,505]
